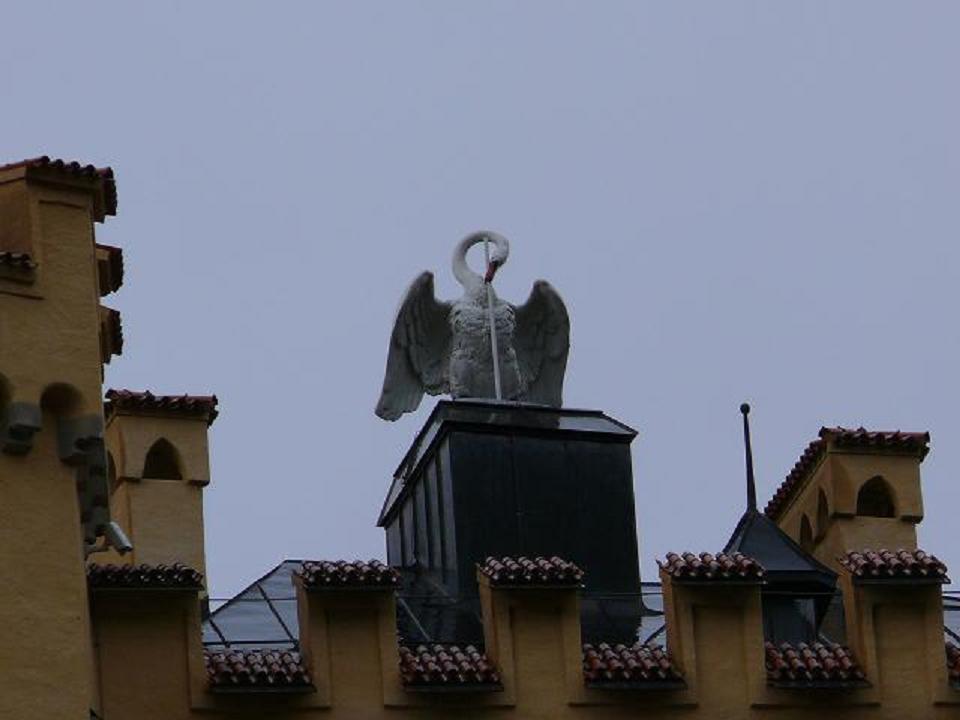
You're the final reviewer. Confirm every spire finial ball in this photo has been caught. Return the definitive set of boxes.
[740,402,750,415]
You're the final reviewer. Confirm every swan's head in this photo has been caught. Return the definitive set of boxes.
[484,235,509,283]
[453,231,511,290]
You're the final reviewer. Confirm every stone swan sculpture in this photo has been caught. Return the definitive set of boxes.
[375,231,569,421]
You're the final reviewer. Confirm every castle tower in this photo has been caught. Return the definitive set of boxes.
[0,157,120,719]
[764,427,928,573]
[102,389,218,580]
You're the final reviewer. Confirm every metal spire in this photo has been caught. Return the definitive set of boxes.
[740,402,757,511]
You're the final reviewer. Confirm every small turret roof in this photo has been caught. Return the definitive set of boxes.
[724,508,836,590]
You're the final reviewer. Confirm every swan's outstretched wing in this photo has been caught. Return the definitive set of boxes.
[375,271,453,421]
[512,280,570,407]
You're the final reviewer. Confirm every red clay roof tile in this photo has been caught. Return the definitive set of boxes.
[104,389,219,426]
[399,644,500,688]
[0,156,117,218]
[582,642,683,686]
[87,563,203,589]
[478,556,584,587]
[205,649,311,691]
[296,560,400,590]
[765,427,930,521]
[658,552,765,582]
[840,549,949,583]
[765,641,866,686]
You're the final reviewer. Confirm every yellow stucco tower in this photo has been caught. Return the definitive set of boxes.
[102,388,218,580]
[0,157,121,720]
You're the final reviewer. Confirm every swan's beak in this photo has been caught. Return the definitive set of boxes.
[484,260,501,284]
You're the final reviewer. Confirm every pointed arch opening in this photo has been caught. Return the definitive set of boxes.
[856,476,895,518]
[143,438,182,480]
[799,514,814,552]
[107,451,119,494]
[815,489,830,540]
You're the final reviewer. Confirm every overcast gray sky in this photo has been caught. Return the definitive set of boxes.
[4,2,958,599]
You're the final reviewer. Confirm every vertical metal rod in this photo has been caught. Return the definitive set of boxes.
[484,236,503,400]
[741,403,757,511]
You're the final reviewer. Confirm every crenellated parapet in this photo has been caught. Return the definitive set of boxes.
[83,547,960,719]
[837,547,956,706]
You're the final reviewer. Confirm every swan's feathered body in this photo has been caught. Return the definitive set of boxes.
[449,287,521,401]
[375,232,569,421]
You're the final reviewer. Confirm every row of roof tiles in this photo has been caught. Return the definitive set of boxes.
[399,645,501,688]
[583,642,681,685]
[296,559,400,589]
[658,549,949,584]
[658,552,765,582]
[215,640,960,692]
[206,649,311,690]
[765,427,930,520]
[89,550,948,592]
[0,156,117,218]
[104,389,219,426]
[207,643,678,691]
[765,641,865,685]
[841,549,949,582]
[87,563,203,589]
[478,555,584,586]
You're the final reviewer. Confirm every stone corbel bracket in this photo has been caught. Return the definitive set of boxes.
[0,401,42,455]
[57,415,115,549]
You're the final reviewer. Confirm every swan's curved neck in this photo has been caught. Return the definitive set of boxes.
[452,231,509,292]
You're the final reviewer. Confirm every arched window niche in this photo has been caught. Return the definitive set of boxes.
[40,382,85,419]
[856,476,895,518]
[107,451,119,494]
[815,489,830,540]
[799,514,814,552]
[142,438,183,480]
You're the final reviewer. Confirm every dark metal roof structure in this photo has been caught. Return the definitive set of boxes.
[724,509,837,590]
[379,399,636,526]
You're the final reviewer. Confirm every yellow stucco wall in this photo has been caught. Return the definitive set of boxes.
[0,173,105,719]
